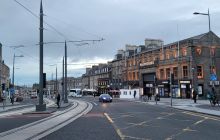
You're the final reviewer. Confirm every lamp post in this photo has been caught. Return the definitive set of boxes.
[193,9,211,32]
[12,54,24,88]
[194,9,214,96]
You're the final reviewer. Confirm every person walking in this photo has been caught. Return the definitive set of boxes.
[56,93,61,108]
[10,88,15,105]
[193,89,197,103]
[133,91,136,99]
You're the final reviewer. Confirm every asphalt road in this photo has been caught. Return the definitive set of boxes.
[1,96,220,140]
[41,96,220,140]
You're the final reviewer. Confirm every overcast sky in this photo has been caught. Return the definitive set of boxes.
[1,0,220,86]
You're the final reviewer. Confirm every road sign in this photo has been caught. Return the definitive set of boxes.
[210,74,217,81]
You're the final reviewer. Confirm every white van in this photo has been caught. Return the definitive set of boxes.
[68,89,82,97]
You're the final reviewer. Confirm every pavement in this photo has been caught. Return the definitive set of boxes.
[0,98,32,113]
[121,97,220,117]
[0,97,70,116]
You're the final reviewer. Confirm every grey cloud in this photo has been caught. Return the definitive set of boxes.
[1,0,220,85]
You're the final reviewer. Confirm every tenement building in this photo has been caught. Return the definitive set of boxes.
[157,31,220,98]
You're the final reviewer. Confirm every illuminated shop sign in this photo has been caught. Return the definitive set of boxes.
[180,81,190,84]
[146,84,153,87]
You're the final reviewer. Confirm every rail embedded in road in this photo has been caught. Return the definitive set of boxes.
[0,99,93,140]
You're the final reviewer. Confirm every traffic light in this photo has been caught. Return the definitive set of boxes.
[43,73,46,88]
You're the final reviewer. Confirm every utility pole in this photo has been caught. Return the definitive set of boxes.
[56,66,57,95]
[62,56,64,101]
[64,41,68,103]
[39,39,103,103]
[36,0,46,111]
[0,43,2,98]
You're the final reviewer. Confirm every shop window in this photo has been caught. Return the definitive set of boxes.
[166,68,170,79]
[197,65,203,79]
[173,67,178,78]
[160,69,164,79]
[183,66,188,78]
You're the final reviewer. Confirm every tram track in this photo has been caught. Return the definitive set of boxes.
[0,99,93,140]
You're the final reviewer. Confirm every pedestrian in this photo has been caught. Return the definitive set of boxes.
[56,93,60,108]
[193,90,197,103]
[147,93,151,100]
[134,91,136,98]
[10,88,15,105]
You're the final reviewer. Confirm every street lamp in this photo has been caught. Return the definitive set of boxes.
[193,9,211,31]
[194,9,214,96]
[12,54,24,88]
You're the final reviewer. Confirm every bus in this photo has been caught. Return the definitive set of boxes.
[68,89,82,97]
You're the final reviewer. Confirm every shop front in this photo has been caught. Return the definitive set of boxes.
[179,80,191,98]
[157,80,170,97]
[142,73,156,96]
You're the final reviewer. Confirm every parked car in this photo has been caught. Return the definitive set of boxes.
[68,89,82,97]
[99,94,112,102]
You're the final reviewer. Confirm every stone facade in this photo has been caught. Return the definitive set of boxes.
[80,32,220,99]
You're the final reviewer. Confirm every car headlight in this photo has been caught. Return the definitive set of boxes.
[103,97,106,99]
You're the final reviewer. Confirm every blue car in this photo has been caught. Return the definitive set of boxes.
[99,94,112,102]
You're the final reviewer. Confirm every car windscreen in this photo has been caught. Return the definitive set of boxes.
[101,94,110,97]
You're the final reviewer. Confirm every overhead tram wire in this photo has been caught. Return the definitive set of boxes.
[41,39,104,45]
[13,0,105,52]
[5,44,62,67]
[45,15,103,39]
[13,0,104,42]
[13,0,69,40]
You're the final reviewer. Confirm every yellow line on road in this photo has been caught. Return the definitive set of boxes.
[104,113,124,140]
[104,113,114,123]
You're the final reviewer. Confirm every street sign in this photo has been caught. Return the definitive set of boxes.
[210,74,217,81]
